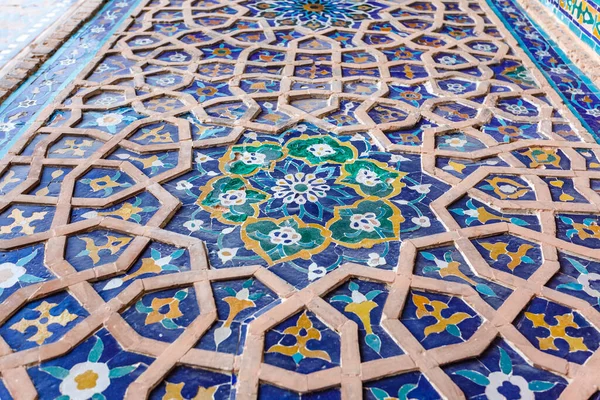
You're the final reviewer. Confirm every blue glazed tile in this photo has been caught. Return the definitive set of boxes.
[66,229,133,270]
[0,243,52,303]
[0,204,55,239]
[0,379,12,399]
[476,174,536,201]
[326,279,403,361]
[415,245,512,309]
[47,136,105,159]
[0,165,29,195]
[122,286,199,342]
[264,310,340,374]
[195,278,278,354]
[259,384,341,400]
[74,168,135,199]
[149,366,234,399]
[71,192,160,225]
[556,214,600,248]
[547,252,600,309]
[514,297,600,364]
[27,167,72,197]
[400,290,482,349]
[449,196,541,231]
[472,234,542,279]
[93,241,189,300]
[0,291,88,352]
[364,371,441,400]
[444,338,568,399]
[28,329,153,399]
[436,156,508,178]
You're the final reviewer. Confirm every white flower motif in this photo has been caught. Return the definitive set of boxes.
[504,104,529,115]
[438,56,458,65]
[169,53,188,62]
[308,262,326,281]
[408,184,431,194]
[93,96,121,106]
[195,153,213,164]
[156,77,176,86]
[0,263,26,289]
[356,168,382,187]
[272,172,330,205]
[502,6,517,12]
[350,213,380,232]
[536,50,550,57]
[269,227,301,246]
[550,66,567,75]
[0,121,16,133]
[307,143,335,157]
[411,216,431,227]
[390,154,410,163]
[60,361,111,400]
[18,99,37,108]
[473,43,493,52]
[367,253,386,267]
[217,247,238,263]
[524,32,540,40]
[183,219,203,232]
[95,113,123,127]
[175,180,192,190]
[445,137,467,148]
[485,372,534,400]
[134,38,154,46]
[60,58,77,66]
[219,190,246,206]
[585,108,600,117]
[446,83,466,93]
[566,87,584,95]
[91,26,106,33]
[240,152,266,165]
[498,184,517,194]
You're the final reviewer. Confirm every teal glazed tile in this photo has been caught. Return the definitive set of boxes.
[93,241,189,300]
[149,366,235,399]
[71,192,160,225]
[0,291,88,352]
[364,372,441,400]
[444,338,568,399]
[195,278,279,354]
[122,286,199,342]
[75,107,145,134]
[325,279,403,361]
[259,384,341,400]
[472,234,543,279]
[0,243,53,303]
[28,329,153,399]
[0,204,55,239]
[415,245,512,309]
[512,147,571,170]
[514,297,600,364]
[263,309,340,374]
[66,229,133,270]
[400,290,482,349]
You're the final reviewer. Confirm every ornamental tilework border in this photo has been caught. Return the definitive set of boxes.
[0,0,599,399]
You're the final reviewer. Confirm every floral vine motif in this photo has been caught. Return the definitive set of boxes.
[135,289,189,329]
[213,279,264,349]
[266,311,331,364]
[331,281,382,353]
[454,347,557,399]
[40,336,141,400]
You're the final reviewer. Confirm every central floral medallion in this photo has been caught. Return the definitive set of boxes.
[167,123,445,287]
[243,0,386,30]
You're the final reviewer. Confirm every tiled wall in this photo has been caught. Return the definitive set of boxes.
[538,0,600,53]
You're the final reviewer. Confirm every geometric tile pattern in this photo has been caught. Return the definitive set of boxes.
[0,0,599,399]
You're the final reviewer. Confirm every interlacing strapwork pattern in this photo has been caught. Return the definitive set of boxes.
[1,0,600,398]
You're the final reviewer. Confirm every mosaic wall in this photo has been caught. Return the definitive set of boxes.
[537,0,600,53]
[0,0,598,398]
